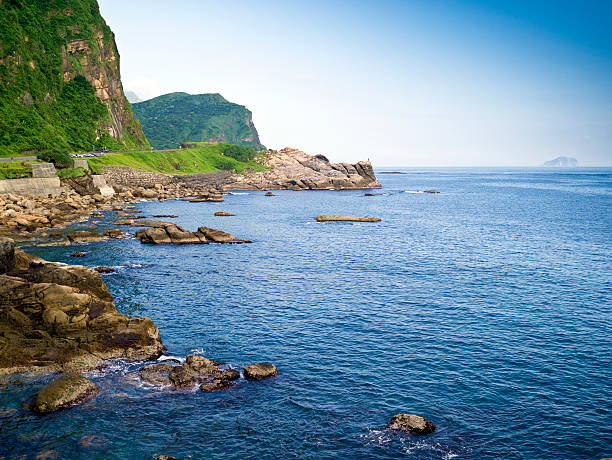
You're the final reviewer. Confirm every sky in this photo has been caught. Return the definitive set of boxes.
[99,0,612,166]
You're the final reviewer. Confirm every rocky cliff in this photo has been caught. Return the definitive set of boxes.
[225,147,381,190]
[0,0,149,156]
[132,92,264,150]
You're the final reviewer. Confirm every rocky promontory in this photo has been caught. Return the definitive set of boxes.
[225,147,381,190]
[0,238,163,375]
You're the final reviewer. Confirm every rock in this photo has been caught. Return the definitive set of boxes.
[214,212,234,216]
[139,363,175,386]
[0,251,164,375]
[135,227,174,244]
[185,355,219,375]
[35,450,59,460]
[0,237,16,274]
[200,378,233,393]
[105,228,126,239]
[218,368,240,381]
[264,192,276,196]
[387,414,436,435]
[423,190,440,194]
[94,266,115,274]
[32,373,99,413]
[168,364,199,388]
[154,456,177,460]
[153,214,178,218]
[70,251,86,258]
[78,435,107,450]
[196,227,251,244]
[66,230,109,243]
[315,215,381,222]
[364,193,375,196]
[243,363,278,380]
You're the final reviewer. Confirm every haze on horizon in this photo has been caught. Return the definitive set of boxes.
[99,0,612,167]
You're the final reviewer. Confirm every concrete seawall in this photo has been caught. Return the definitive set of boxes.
[0,177,65,196]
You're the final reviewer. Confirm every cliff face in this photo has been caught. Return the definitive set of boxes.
[225,147,381,190]
[0,0,149,155]
[132,92,264,150]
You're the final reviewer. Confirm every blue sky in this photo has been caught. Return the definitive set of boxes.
[99,0,612,166]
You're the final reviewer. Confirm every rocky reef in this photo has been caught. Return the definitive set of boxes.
[225,147,381,190]
[0,238,163,375]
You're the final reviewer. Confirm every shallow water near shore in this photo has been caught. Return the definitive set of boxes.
[2,167,611,459]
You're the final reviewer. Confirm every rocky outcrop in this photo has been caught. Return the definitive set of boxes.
[135,223,251,245]
[0,243,164,375]
[315,215,381,222]
[387,414,436,435]
[225,148,381,190]
[214,212,234,216]
[243,363,278,380]
[32,373,98,413]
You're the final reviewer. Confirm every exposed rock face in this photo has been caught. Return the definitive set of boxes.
[243,363,278,380]
[0,244,164,375]
[139,363,175,386]
[135,223,251,245]
[67,230,109,243]
[387,414,436,435]
[315,215,381,222]
[0,237,16,273]
[32,373,98,414]
[225,148,381,190]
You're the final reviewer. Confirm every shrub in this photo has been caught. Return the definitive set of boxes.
[222,144,256,162]
[37,149,74,169]
[216,158,235,171]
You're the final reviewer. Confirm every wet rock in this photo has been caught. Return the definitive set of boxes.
[70,251,86,258]
[79,434,107,450]
[0,237,16,274]
[424,190,440,194]
[200,378,233,392]
[185,355,219,375]
[105,228,126,239]
[94,266,115,274]
[187,192,224,202]
[139,363,175,386]
[67,230,109,243]
[315,215,381,222]
[264,192,276,196]
[196,227,251,244]
[243,363,278,380]
[214,212,235,216]
[153,214,178,218]
[218,368,240,381]
[168,364,199,388]
[32,373,99,413]
[154,456,177,460]
[387,414,436,435]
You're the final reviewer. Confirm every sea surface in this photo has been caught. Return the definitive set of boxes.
[1,167,611,459]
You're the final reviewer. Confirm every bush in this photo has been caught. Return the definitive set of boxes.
[222,144,256,162]
[37,149,74,169]
[216,158,235,171]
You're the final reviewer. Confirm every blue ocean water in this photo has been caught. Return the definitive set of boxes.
[1,167,611,459]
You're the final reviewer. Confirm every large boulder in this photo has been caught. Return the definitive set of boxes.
[66,230,109,243]
[196,227,251,244]
[139,363,175,386]
[243,363,278,380]
[387,414,436,435]
[32,373,99,413]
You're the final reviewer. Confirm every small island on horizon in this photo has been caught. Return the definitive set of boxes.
[542,156,579,167]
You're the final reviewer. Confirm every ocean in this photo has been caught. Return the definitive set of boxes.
[2,167,611,459]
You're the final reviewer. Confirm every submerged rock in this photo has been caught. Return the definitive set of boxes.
[78,434,107,450]
[423,190,440,194]
[32,373,98,413]
[387,414,436,435]
[264,192,276,196]
[315,215,381,222]
[139,363,175,386]
[70,251,86,257]
[243,363,278,380]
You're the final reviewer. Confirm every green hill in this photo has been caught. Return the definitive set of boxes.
[0,0,149,157]
[132,92,264,150]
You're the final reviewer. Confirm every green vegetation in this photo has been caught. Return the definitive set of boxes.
[222,144,257,162]
[87,143,268,175]
[132,93,265,150]
[56,166,86,179]
[0,161,34,180]
[0,0,149,157]
[37,148,74,169]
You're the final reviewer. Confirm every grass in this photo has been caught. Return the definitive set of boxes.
[87,142,269,175]
[56,167,86,179]
[0,161,35,180]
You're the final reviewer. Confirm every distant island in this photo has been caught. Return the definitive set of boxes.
[542,156,579,167]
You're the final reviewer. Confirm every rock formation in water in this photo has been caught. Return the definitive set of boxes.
[542,156,579,167]
[225,148,381,190]
[0,238,163,375]
[0,0,149,155]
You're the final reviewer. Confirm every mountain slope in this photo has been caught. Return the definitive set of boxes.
[132,92,264,150]
[0,0,149,156]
